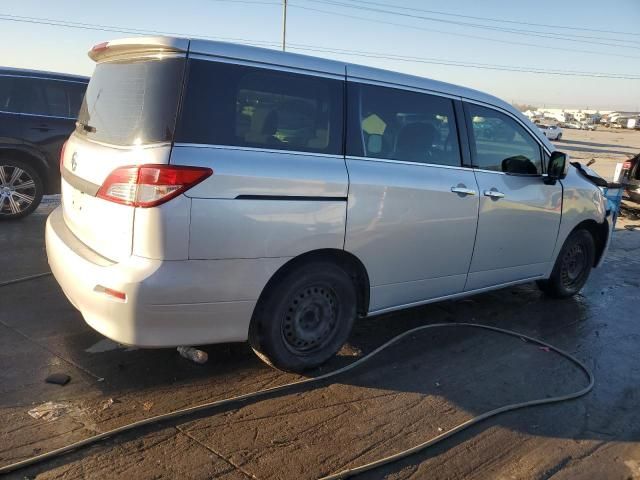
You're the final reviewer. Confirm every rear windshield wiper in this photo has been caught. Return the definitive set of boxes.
[76,121,97,133]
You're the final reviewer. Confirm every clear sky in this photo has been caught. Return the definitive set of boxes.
[1,0,639,110]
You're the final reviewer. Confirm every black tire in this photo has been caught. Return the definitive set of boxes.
[249,262,357,372]
[0,158,44,220]
[556,133,562,140]
[537,229,595,298]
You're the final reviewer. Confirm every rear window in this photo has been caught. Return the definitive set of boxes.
[176,60,344,155]
[76,57,185,146]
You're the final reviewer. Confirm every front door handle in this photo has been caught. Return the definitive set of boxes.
[451,186,476,196]
[484,189,505,199]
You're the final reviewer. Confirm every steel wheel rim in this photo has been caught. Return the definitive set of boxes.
[0,165,37,216]
[560,242,587,288]
[281,284,339,355]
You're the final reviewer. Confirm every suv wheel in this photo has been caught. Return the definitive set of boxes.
[537,229,595,298]
[556,132,562,140]
[249,262,357,372]
[0,159,43,220]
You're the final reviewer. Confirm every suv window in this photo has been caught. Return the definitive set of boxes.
[0,76,13,111]
[346,83,461,167]
[467,104,542,175]
[11,78,47,116]
[0,76,85,118]
[43,81,70,117]
[176,60,344,155]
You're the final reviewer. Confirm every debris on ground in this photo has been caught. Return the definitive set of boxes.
[45,373,71,386]
[101,398,115,410]
[142,401,154,411]
[28,401,73,421]
[177,346,208,364]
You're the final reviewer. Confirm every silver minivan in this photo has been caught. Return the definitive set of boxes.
[46,37,613,372]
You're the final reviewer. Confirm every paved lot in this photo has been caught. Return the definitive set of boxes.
[553,127,640,181]
[1,132,640,479]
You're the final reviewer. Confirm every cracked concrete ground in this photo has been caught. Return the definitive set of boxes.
[1,129,640,479]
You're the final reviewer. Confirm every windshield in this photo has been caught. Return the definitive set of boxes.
[76,57,185,146]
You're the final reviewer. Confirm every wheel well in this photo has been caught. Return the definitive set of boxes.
[574,219,608,266]
[0,149,49,191]
[254,249,370,319]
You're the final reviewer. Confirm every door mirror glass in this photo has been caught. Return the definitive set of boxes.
[548,151,569,179]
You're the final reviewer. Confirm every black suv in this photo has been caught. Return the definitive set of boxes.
[1,67,88,219]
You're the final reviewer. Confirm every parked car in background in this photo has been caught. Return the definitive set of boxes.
[537,124,563,140]
[564,121,583,129]
[583,123,597,131]
[47,37,613,372]
[0,67,88,219]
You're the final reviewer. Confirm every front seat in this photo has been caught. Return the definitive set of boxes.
[245,109,282,146]
[394,122,437,162]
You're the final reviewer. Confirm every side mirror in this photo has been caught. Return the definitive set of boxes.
[548,151,569,180]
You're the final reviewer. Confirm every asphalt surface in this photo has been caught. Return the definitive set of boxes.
[554,127,640,181]
[1,133,640,478]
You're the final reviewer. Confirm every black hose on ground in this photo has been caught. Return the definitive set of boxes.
[0,321,594,478]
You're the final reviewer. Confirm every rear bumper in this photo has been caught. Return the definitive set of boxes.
[45,207,268,347]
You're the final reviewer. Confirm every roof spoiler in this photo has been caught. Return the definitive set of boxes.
[88,37,190,62]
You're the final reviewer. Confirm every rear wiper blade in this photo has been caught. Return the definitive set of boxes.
[76,121,97,133]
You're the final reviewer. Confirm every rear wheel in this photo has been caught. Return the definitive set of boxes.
[537,229,595,298]
[556,132,562,140]
[0,159,43,220]
[249,262,357,372]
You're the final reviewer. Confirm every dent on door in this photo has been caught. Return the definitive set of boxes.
[345,160,480,312]
[465,171,562,290]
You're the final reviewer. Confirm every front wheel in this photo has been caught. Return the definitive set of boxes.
[556,133,562,140]
[537,229,595,298]
[0,159,43,220]
[249,262,357,372]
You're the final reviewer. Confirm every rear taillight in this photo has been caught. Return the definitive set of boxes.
[623,161,631,170]
[59,140,68,172]
[97,165,213,208]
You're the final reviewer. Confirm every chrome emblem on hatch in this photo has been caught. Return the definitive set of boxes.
[71,152,78,172]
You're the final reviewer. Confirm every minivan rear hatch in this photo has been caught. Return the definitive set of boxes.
[60,38,188,261]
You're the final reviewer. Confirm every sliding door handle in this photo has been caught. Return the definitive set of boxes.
[484,189,505,199]
[451,186,476,196]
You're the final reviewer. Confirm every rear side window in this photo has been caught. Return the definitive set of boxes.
[77,57,185,146]
[0,77,85,118]
[466,103,542,175]
[43,81,70,117]
[67,83,86,117]
[176,60,344,155]
[0,76,13,111]
[346,83,461,167]
[10,78,47,116]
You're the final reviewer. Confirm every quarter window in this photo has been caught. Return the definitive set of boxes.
[43,81,70,117]
[466,104,542,175]
[347,83,461,167]
[177,60,344,155]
